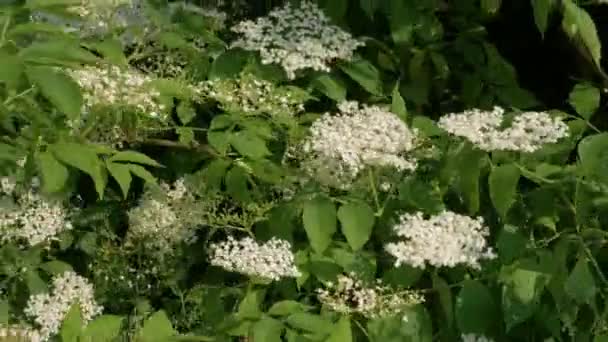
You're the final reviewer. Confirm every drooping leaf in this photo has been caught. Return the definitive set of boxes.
[302,196,337,253]
[564,258,597,304]
[489,163,520,218]
[81,315,124,342]
[562,0,602,67]
[37,151,69,193]
[532,0,556,36]
[337,202,375,251]
[127,164,157,185]
[137,311,176,342]
[26,66,82,119]
[51,143,106,198]
[109,151,162,167]
[252,317,283,342]
[578,133,608,184]
[60,304,83,342]
[326,316,352,342]
[106,161,132,199]
[391,82,407,121]
[313,74,346,101]
[569,83,600,119]
[339,59,383,95]
[455,280,497,334]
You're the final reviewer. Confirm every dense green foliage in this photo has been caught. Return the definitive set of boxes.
[0,0,607,341]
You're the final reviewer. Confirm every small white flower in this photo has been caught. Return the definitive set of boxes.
[438,106,569,152]
[24,271,102,341]
[316,273,424,319]
[300,101,418,188]
[209,237,301,281]
[0,186,72,247]
[231,1,363,79]
[385,211,496,269]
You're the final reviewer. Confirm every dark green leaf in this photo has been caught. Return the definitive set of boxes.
[569,83,600,119]
[360,0,378,18]
[578,133,608,184]
[37,151,69,193]
[209,50,249,80]
[455,280,497,334]
[432,274,454,330]
[87,38,127,66]
[268,301,310,316]
[225,165,251,202]
[564,258,597,304]
[313,74,346,101]
[39,260,73,275]
[109,151,162,167]
[337,202,375,250]
[106,161,132,199]
[285,313,332,334]
[51,143,106,198]
[127,164,157,185]
[532,0,556,36]
[562,0,602,67]
[26,66,82,119]
[339,59,383,95]
[391,82,407,121]
[302,196,337,253]
[489,164,520,218]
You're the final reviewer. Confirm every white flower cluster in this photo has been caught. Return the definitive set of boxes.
[208,237,300,281]
[127,179,200,252]
[385,211,496,269]
[197,74,307,116]
[438,106,569,152]
[461,334,495,342]
[316,273,424,319]
[231,1,363,79]
[24,271,102,341]
[301,101,418,187]
[0,179,72,247]
[0,325,43,342]
[68,65,166,119]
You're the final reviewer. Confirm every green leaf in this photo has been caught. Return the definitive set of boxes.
[578,133,608,184]
[106,161,132,199]
[391,82,407,121]
[455,280,497,334]
[127,164,157,185]
[313,74,346,101]
[230,131,270,159]
[412,116,443,137]
[562,0,602,67]
[252,317,283,342]
[209,49,249,79]
[481,0,501,15]
[337,202,375,250]
[360,0,378,18]
[339,59,383,95]
[86,38,127,66]
[20,40,99,65]
[208,131,231,154]
[26,0,81,8]
[177,101,196,125]
[39,260,73,275]
[532,0,555,34]
[225,165,251,202]
[236,289,265,320]
[51,143,106,198]
[60,304,83,342]
[0,53,24,88]
[499,262,551,330]
[285,313,332,334]
[137,311,176,342]
[569,83,600,119]
[268,301,310,316]
[25,66,82,119]
[387,0,414,46]
[368,307,432,342]
[453,146,486,215]
[564,258,597,304]
[327,316,352,342]
[489,164,520,218]
[109,151,162,167]
[203,159,231,192]
[302,196,337,253]
[26,270,47,295]
[37,151,69,193]
[81,315,124,342]
[432,274,454,330]
[0,301,8,324]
